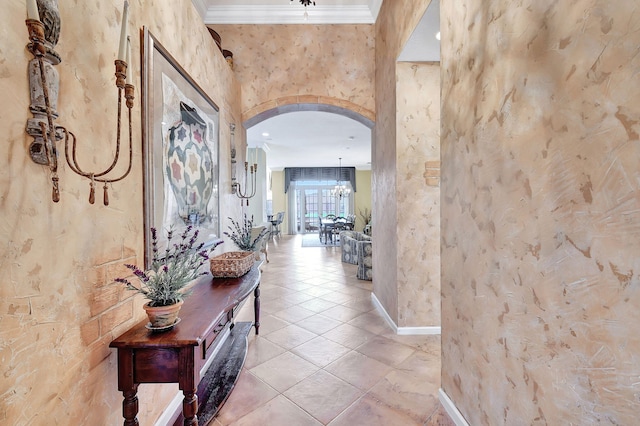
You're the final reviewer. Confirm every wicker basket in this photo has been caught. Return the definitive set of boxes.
[209,251,254,278]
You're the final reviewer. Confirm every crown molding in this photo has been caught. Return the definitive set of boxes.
[203,5,376,24]
[369,0,383,19]
[191,0,208,20]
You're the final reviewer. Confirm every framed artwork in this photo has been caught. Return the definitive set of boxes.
[141,27,220,268]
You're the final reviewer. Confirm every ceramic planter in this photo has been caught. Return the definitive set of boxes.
[143,300,183,330]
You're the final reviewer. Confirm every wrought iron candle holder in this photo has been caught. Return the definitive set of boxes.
[234,160,258,206]
[25,0,133,204]
[229,124,257,206]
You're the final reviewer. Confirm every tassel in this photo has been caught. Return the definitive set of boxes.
[103,184,109,206]
[51,175,60,203]
[89,176,95,204]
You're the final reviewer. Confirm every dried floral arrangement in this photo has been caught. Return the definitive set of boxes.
[116,226,220,307]
[224,214,268,251]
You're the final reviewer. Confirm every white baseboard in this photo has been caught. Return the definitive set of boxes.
[439,388,470,426]
[154,392,183,426]
[154,327,231,426]
[397,325,441,335]
[371,292,396,331]
[370,293,441,335]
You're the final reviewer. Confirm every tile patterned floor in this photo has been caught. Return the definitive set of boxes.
[212,235,451,426]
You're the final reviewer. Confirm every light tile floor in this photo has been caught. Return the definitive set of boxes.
[212,235,447,426]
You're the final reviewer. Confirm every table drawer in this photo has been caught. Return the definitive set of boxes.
[202,311,233,360]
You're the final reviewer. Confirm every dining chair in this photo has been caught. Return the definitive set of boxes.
[270,212,284,238]
[332,217,348,241]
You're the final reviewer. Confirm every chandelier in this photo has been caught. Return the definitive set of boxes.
[290,0,316,20]
[292,0,316,6]
[332,158,351,199]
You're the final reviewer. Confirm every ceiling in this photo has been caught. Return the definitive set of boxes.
[195,0,440,170]
[246,111,373,170]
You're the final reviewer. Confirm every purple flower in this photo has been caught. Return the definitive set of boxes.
[117,225,215,307]
[133,269,149,282]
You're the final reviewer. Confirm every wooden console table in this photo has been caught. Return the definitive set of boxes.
[110,265,261,426]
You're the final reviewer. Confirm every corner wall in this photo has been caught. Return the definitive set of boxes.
[440,0,640,423]
[396,62,441,328]
[373,0,432,325]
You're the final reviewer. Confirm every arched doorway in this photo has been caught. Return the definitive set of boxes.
[242,101,374,234]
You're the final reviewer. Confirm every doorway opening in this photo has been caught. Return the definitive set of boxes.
[289,181,353,234]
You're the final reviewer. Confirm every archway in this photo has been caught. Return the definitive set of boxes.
[241,98,375,235]
[242,97,375,129]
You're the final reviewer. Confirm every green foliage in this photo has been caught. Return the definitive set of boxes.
[358,208,372,225]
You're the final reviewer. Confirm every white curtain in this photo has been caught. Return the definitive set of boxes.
[286,182,297,234]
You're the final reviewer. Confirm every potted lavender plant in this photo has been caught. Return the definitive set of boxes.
[224,214,267,252]
[116,226,218,330]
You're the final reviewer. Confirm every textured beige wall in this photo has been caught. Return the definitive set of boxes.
[373,0,432,324]
[213,24,375,118]
[396,62,440,327]
[0,0,241,424]
[441,0,640,423]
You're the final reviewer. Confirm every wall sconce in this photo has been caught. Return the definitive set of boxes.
[230,123,237,189]
[229,123,257,206]
[25,0,133,205]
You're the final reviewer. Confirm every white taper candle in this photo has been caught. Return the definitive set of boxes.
[125,37,132,84]
[27,0,39,20]
[117,0,129,61]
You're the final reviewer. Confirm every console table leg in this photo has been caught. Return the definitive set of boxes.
[182,390,198,425]
[254,285,261,335]
[122,386,139,426]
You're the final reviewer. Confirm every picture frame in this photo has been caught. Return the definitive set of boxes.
[141,27,220,268]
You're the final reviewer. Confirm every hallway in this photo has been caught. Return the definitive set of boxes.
[214,235,448,425]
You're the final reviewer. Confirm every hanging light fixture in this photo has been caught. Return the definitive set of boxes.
[290,0,316,20]
[290,0,316,6]
[332,157,351,199]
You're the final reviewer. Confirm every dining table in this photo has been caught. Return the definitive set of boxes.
[319,219,335,244]
[319,218,353,244]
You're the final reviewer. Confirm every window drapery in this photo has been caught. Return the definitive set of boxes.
[284,167,356,193]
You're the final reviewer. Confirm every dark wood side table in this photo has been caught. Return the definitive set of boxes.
[110,265,261,426]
